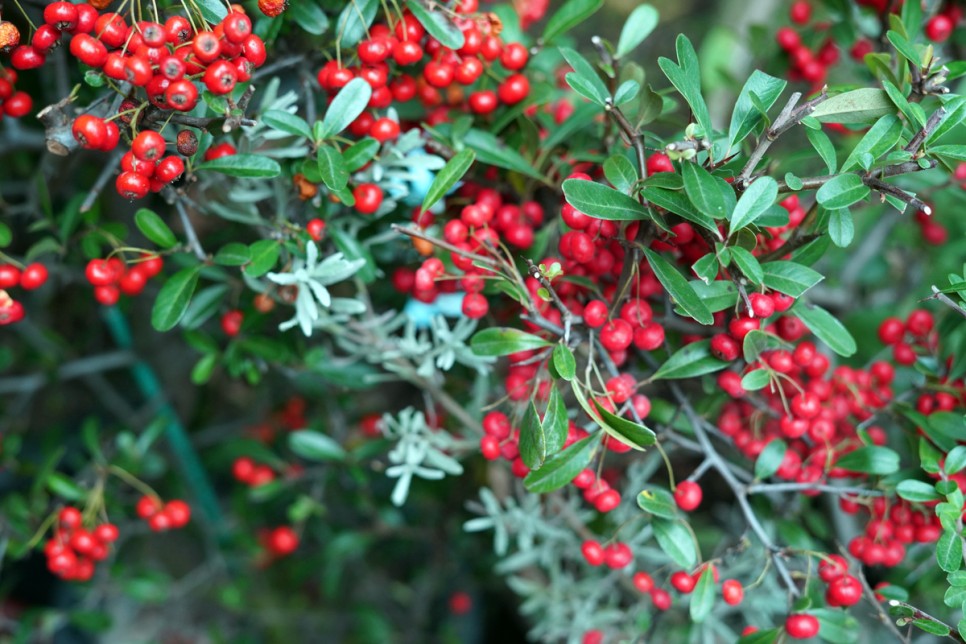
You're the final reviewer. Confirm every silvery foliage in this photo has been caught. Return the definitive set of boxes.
[337,309,494,379]
[380,407,464,507]
[352,121,447,216]
[266,242,365,336]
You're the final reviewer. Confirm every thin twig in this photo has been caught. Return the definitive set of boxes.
[747,482,885,496]
[80,149,123,213]
[391,224,500,268]
[928,285,966,318]
[174,199,206,260]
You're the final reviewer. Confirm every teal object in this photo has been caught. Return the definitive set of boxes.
[403,292,465,329]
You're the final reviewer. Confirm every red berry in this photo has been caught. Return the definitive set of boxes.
[632,572,654,593]
[877,316,904,344]
[0,264,22,289]
[461,293,489,319]
[674,481,703,512]
[93,523,119,544]
[19,263,48,290]
[651,588,672,610]
[370,117,400,142]
[116,172,151,200]
[132,130,166,162]
[670,570,696,593]
[155,156,185,183]
[497,74,530,104]
[776,27,801,50]
[500,42,529,71]
[136,495,161,519]
[926,14,954,43]
[789,1,811,24]
[826,575,862,607]
[722,579,744,605]
[164,500,191,528]
[353,183,383,214]
[221,309,244,336]
[818,554,848,582]
[59,507,82,529]
[600,319,633,352]
[785,614,820,639]
[906,309,934,337]
[267,526,299,556]
[581,539,605,566]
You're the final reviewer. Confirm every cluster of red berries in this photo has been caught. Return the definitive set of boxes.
[877,308,939,367]
[43,507,118,582]
[134,495,191,532]
[0,262,48,325]
[84,254,164,306]
[838,495,939,567]
[774,2,840,86]
[0,67,30,119]
[231,456,277,487]
[915,203,950,245]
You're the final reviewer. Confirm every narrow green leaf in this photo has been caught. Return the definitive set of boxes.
[683,162,730,221]
[195,0,228,23]
[334,0,378,47]
[762,261,824,297]
[937,530,964,573]
[828,209,854,247]
[407,0,465,50]
[523,434,597,493]
[658,35,713,142]
[603,154,638,194]
[651,339,728,380]
[319,78,373,139]
[463,128,544,181]
[552,344,577,381]
[811,88,895,124]
[151,266,202,331]
[792,301,857,357]
[639,185,718,233]
[196,154,281,178]
[728,70,787,152]
[470,327,552,356]
[562,179,649,220]
[616,4,659,58]
[318,144,349,191]
[730,176,778,233]
[653,518,698,569]
[262,109,313,139]
[134,208,177,249]
[741,368,772,391]
[945,446,966,475]
[519,401,546,470]
[560,47,610,106]
[755,439,787,479]
[543,0,604,44]
[730,246,764,285]
[421,149,475,213]
[886,30,921,67]
[342,137,380,172]
[244,240,280,277]
[644,249,713,324]
[592,398,656,450]
[815,174,870,210]
[288,1,329,35]
[841,114,903,172]
[47,472,86,501]
[806,127,838,174]
[690,566,716,623]
[289,430,346,462]
[214,242,251,266]
[835,446,900,475]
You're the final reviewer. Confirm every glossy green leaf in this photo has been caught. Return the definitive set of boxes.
[592,398,656,449]
[523,434,597,493]
[841,114,903,172]
[659,35,713,142]
[318,144,349,191]
[896,479,941,502]
[288,1,329,35]
[520,387,568,470]
[639,185,718,233]
[47,472,86,501]
[728,70,787,152]
[741,368,771,391]
[650,339,728,380]
[603,155,638,194]
[196,154,281,178]
[151,265,202,331]
[762,261,824,297]
[616,4,659,58]
[755,439,787,479]
[945,446,966,475]
[463,128,544,181]
[134,208,177,249]
[653,518,698,569]
[214,242,251,266]
[637,486,678,519]
[195,0,228,23]
[644,249,714,324]
[244,240,280,277]
[730,246,764,285]
[562,179,649,220]
[470,327,552,356]
[422,149,474,213]
[319,78,373,139]
[289,430,346,462]
[815,174,870,210]
[793,301,857,357]
[937,530,964,573]
[813,608,860,644]
[561,47,610,106]
[342,137,380,172]
[737,628,781,644]
[731,176,778,233]
[334,0,378,47]
[806,127,838,174]
[682,162,730,221]
[407,0,465,50]
[835,446,899,475]
[262,109,313,139]
[811,88,895,124]
[543,0,604,44]
[690,566,716,623]
[828,209,854,247]
[552,344,576,381]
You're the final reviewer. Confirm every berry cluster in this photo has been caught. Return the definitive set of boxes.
[774,2,839,87]
[232,456,277,487]
[0,67,31,119]
[0,262,49,325]
[43,507,119,582]
[134,495,192,532]
[84,254,164,306]
[877,308,939,367]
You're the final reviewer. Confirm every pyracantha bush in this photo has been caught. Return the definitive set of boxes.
[0,0,965,641]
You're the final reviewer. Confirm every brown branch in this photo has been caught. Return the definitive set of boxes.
[604,102,646,180]
[526,258,578,344]
[905,106,946,155]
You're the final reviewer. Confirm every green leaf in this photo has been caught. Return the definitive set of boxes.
[828,209,854,247]
[552,344,576,381]
[180,284,229,330]
[462,128,544,181]
[639,185,718,234]
[421,149,474,213]
[912,619,951,637]
[562,179,649,220]
[792,301,857,357]
[730,246,763,285]
[592,398,656,450]
[47,472,85,501]
[616,4,659,58]
[612,80,640,106]
[690,566,716,623]
[560,47,610,106]
[806,127,838,174]
[342,137,380,172]
[762,261,824,297]
[929,145,966,162]
[811,88,895,124]
[636,487,678,519]
[730,176,778,234]
[195,0,228,23]
[886,30,921,67]
[755,439,787,479]
[651,339,728,380]
[737,629,781,644]
[741,368,771,391]
[523,434,597,493]
[815,174,870,210]
[813,608,860,643]
[659,35,713,143]
[334,0,377,47]
[319,78,373,139]
[841,114,903,172]
[470,327,552,356]
[937,530,963,573]
[520,387,568,470]
[244,240,280,277]
[288,0,329,35]
[896,479,942,502]
[151,266,202,331]
[653,518,698,569]
[289,430,346,462]
[317,144,349,192]
[407,0,464,50]
[603,155,638,194]
[214,242,251,266]
[728,71,787,152]
[682,162,730,222]
[946,446,966,475]
[542,0,604,44]
[835,446,900,475]
[644,248,713,325]
[688,280,738,312]
[134,208,177,249]
[742,330,791,363]
[196,154,281,178]
[927,96,966,143]
[262,109,313,139]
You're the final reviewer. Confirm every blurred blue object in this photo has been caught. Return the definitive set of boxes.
[403,292,465,328]
[401,147,439,206]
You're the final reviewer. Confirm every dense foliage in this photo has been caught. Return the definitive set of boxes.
[0,0,965,641]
